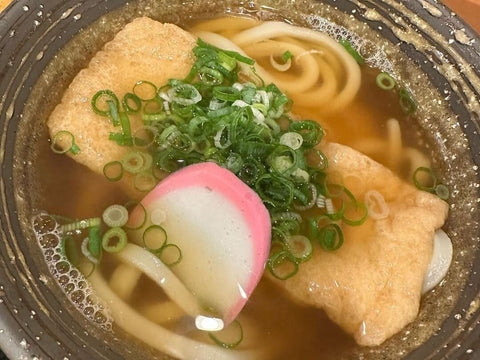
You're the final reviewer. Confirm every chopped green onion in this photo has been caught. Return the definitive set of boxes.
[103,161,124,182]
[199,66,224,85]
[213,86,240,101]
[280,132,303,150]
[118,112,133,146]
[413,166,437,192]
[61,217,101,232]
[91,90,120,117]
[143,225,167,252]
[124,201,147,230]
[158,243,183,266]
[167,83,202,106]
[435,184,450,200]
[317,223,344,251]
[134,172,157,192]
[122,151,145,174]
[339,39,365,65]
[102,205,129,228]
[399,88,416,115]
[102,227,128,253]
[133,126,157,148]
[51,131,81,155]
[342,200,368,226]
[61,236,80,266]
[285,235,313,263]
[133,80,158,101]
[267,250,299,280]
[208,320,244,349]
[255,173,294,208]
[81,237,100,264]
[281,50,294,62]
[376,72,396,90]
[88,226,102,259]
[122,92,142,113]
[107,100,120,126]
[289,120,323,148]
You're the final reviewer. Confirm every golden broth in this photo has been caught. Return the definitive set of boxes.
[31,13,444,360]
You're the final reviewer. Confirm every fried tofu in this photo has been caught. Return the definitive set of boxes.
[47,17,196,197]
[272,142,449,346]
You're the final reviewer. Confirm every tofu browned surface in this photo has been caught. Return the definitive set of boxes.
[47,17,196,197]
[273,142,449,346]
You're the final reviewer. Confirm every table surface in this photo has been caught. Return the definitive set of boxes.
[0,0,477,359]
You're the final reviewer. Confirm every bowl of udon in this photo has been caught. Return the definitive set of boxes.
[0,0,479,359]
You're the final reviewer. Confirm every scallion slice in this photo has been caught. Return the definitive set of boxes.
[413,166,437,192]
[51,131,81,155]
[208,320,244,349]
[122,151,145,174]
[339,39,365,65]
[102,205,129,228]
[87,226,103,260]
[133,80,158,101]
[81,237,100,264]
[376,72,396,90]
[122,92,142,113]
[102,227,128,253]
[317,223,344,251]
[285,235,313,263]
[435,184,450,200]
[399,88,416,115]
[134,172,157,192]
[158,243,183,266]
[61,217,101,232]
[61,236,79,266]
[143,225,167,252]
[103,161,124,182]
[267,250,299,280]
[92,90,120,117]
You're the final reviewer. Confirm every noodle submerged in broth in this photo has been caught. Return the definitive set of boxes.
[32,13,452,360]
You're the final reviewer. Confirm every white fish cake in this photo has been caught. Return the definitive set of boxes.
[47,17,196,196]
[272,142,449,346]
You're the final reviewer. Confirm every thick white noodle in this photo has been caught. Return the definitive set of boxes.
[109,263,142,300]
[243,40,320,93]
[230,21,361,111]
[386,118,402,171]
[403,147,431,179]
[140,301,185,324]
[112,243,203,317]
[88,271,262,360]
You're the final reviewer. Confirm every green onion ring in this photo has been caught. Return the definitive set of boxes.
[102,205,129,228]
[435,184,450,200]
[208,320,244,349]
[103,161,124,182]
[133,80,158,101]
[267,250,299,280]
[51,131,80,155]
[122,151,145,174]
[317,223,344,251]
[102,227,128,253]
[122,92,142,113]
[376,72,396,90]
[92,90,120,117]
[158,243,183,266]
[142,225,167,252]
[413,166,437,192]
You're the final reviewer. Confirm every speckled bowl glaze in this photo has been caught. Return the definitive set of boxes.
[0,0,479,359]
